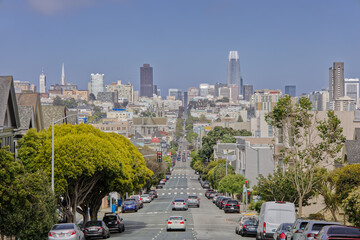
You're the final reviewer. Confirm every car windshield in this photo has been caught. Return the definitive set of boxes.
[228,200,238,204]
[188,196,197,199]
[124,201,135,205]
[141,195,149,198]
[174,199,185,202]
[85,221,102,227]
[244,219,257,225]
[328,227,360,235]
[52,224,75,230]
[103,216,117,221]
[312,224,331,231]
[282,223,292,230]
[299,222,308,229]
[169,216,183,220]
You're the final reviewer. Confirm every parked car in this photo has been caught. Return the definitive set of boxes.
[83,221,110,239]
[257,201,296,240]
[165,175,170,180]
[129,195,143,208]
[235,217,258,236]
[219,197,232,209]
[48,223,85,240]
[102,213,125,233]
[148,190,158,199]
[159,180,166,185]
[121,199,138,212]
[315,225,360,240]
[216,196,226,207]
[223,199,240,213]
[186,195,200,208]
[273,223,293,240]
[166,216,186,231]
[156,184,163,189]
[286,219,309,240]
[208,191,217,199]
[141,194,152,203]
[213,193,223,203]
[172,198,188,211]
[202,183,210,189]
[299,221,341,240]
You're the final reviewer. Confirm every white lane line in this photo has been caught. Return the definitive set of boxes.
[180,192,183,194]
[199,193,202,195]
[168,193,171,195]
[161,193,165,195]
[174,192,177,194]
[187,192,190,194]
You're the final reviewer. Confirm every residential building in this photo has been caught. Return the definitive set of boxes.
[89,73,105,98]
[16,93,44,133]
[131,117,168,137]
[92,121,130,136]
[227,51,242,96]
[97,92,118,103]
[335,96,356,111]
[308,90,329,111]
[250,110,273,137]
[0,76,20,153]
[285,85,296,97]
[345,78,359,104]
[252,89,282,112]
[187,87,199,103]
[106,80,134,103]
[343,128,360,165]
[243,84,253,101]
[106,109,133,120]
[168,88,182,100]
[39,70,46,93]
[140,64,153,98]
[13,80,32,93]
[329,62,344,101]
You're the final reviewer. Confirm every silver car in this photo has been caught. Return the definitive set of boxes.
[286,219,309,240]
[166,216,186,231]
[141,194,152,203]
[186,195,200,207]
[172,198,188,210]
[299,221,341,240]
[48,223,84,240]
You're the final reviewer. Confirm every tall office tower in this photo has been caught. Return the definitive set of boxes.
[168,88,182,100]
[199,83,210,97]
[214,83,227,97]
[187,87,199,103]
[329,62,344,101]
[39,69,46,93]
[140,64,153,98]
[285,85,296,97]
[345,78,359,103]
[61,62,66,85]
[228,84,239,102]
[89,73,105,98]
[153,85,158,96]
[227,51,242,96]
[183,91,188,111]
[243,84,253,101]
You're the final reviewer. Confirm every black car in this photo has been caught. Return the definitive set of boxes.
[223,199,240,213]
[83,221,110,239]
[219,197,232,209]
[236,217,258,237]
[102,213,125,233]
[156,184,163,189]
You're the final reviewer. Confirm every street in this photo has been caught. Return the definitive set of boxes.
[108,160,254,240]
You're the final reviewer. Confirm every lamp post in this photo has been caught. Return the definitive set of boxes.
[51,114,79,193]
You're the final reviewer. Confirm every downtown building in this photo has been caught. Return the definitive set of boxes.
[106,80,134,104]
[39,70,46,93]
[140,64,153,98]
[89,73,105,99]
[285,85,296,97]
[227,51,242,98]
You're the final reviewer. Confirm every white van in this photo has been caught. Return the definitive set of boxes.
[256,201,296,240]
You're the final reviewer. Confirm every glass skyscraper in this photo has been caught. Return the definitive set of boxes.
[227,51,242,96]
[140,64,153,98]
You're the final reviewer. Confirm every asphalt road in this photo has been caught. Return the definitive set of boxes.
[108,159,255,240]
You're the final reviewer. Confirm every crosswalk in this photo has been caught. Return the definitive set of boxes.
[159,192,203,196]
[159,187,203,191]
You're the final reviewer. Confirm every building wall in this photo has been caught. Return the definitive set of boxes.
[140,64,153,98]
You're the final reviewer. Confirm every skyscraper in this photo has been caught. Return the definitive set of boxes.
[329,62,344,101]
[61,62,66,85]
[168,89,182,100]
[89,73,104,98]
[344,78,359,103]
[140,64,153,98]
[243,84,253,101]
[227,51,242,96]
[39,69,46,93]
[285,85,296,97]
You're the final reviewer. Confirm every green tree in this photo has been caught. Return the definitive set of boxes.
[17,124,153,223]
[175,117,184,139]
[335,164,360,202]
[207,162,235,189]
[64,98,78,109]
[265,95,346,216]
[0,146,57,239]
[53,96,64,106]
[218,174,247,197]
[343,186,360,227]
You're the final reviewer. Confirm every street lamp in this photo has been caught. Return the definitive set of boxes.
[51,114,79,193]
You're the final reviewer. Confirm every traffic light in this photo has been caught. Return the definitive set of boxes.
[157,151,162,162]
[245,180,248,188]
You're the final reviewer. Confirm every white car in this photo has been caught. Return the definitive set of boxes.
[48,223,84,240]
[141,194,152,203]
[172,198,188,210]
[167,216,186,231]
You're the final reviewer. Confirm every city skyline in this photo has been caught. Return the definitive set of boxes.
[1,1,360,95]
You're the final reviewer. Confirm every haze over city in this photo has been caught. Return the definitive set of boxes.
[1,0,360,95]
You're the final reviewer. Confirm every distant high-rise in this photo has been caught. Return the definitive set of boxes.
[227,51,242,96]
[344,78,359,103]
[243,84,253,101]
[285,85,296,97]
[140,64,153,98]
[89,73,104,98]
[61,62,66,85]
[168,89,182,100]
[214,82,227,97]
[39,69,46,93]
[329,62,344,101]
[183,92,188,111]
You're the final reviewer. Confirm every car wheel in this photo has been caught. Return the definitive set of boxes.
[197,205,200,208]
[166,229,170,232]
[122,225,125,232]
[235,228,238,234]
[119,227,122,233]
[103,233,107,239]
[135,209,138,212]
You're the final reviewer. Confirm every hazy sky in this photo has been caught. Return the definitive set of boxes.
[1,0,360,96]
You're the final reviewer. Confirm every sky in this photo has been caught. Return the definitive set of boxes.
[1,0,360,96]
